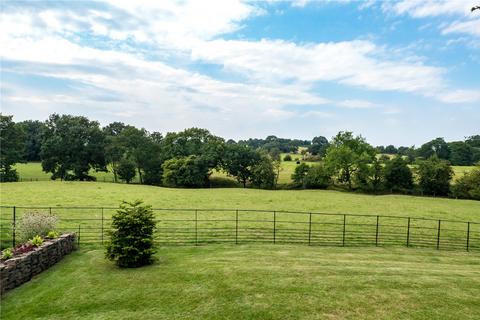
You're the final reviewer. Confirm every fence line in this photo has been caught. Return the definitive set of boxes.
[0,206,479,252]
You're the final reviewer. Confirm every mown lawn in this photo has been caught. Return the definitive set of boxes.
[1,245,479,320]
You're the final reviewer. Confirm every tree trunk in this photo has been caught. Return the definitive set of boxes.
[138,167,143,184]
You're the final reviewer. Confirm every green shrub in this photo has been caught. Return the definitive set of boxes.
[106,200,156,268]
[451,168,480,200]
[30,235,44,246]
[117,158,136,183]
[251,154,276,189]
[162,156,209,187]
[47,230,59,239]
[1,248,13,260]
[283,154,292,161]
[17,212,58,243]
[291,163,310,188]
[304,164,331,189]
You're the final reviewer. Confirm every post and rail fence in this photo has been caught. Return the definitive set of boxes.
[0,205,479,252]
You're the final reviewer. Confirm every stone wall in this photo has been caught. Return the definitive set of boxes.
[0,233,76,295]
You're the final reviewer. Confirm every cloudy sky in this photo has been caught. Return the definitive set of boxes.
[1,0,479,146]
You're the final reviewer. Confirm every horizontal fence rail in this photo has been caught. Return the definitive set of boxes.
[0,206,479,252]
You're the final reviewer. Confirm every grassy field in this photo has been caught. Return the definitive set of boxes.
[13,161,476,186]
[1,245,479,320]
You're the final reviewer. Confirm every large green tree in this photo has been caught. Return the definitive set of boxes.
[16,120,46,161]
[222,144,261,188]
[324,131,376,189]
[448,141,473,166]
[416,156,453,196]
[162,155,209,187]
[307,136,329,156]
[41,114,107,180]
[383,156,413,192]
[0,114,26,182]
[417,138,450,160]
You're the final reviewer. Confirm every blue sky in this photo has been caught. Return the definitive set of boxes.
[1,0,479,146]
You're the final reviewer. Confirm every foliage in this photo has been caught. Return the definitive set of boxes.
[17,212,58,243]
[16,120,46,162]
[417,138,450,160]
[41,114,107,181]
[355,157,384,193]
[291,163,310,187]
[47,230,59,239]
[416,156,453,196]
[30,235,44,246]
[384,156,413,192]
[0,114,26,182]
[451,168,480,200]
[448,141,473,166]
[117,158,136,183]
[238,135,310,153]
[283,154,292,161]
[13,242,35,255]
[222,144,261,188]
[106,200,156,268]
[162,155,209,187]
[307,136,329,156]
[250,153,276,189]
[324,131,375,189]
[1,248,13,260]
[304,164,331,189]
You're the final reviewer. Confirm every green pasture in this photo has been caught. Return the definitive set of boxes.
[13,161,476,186]
[1,245,479,320]
[1,182,479,251]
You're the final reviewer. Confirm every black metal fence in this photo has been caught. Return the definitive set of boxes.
[0,206,479,252]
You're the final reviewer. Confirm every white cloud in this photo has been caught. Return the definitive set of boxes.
[442,19,480,37]
[435,89,480,103]
[337,100,377,109]
[385,0,471,18]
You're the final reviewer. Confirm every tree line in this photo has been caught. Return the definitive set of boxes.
[0,113,479,200]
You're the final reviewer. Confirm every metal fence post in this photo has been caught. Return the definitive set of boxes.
[466,222,470,252]
[436,220,441,250]
[342,214,346,247]
[375,215,379,246]
[78,224,81,248]
[195,210,198,246]
[235,210,239,245]
[273,211,276,244]
[12,206,16,247]
[49,207,52,215]
[101,207,104,245]
[406,217,411,247]
[308,212,312,245]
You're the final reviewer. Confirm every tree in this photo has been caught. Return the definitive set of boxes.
[106,201,156,268]
[324,131,376,189]
[41,114,107,180]
[355,157,384,193]
[0,114,26,182]
[16,120,46,162]
[416,156,453,196]
[117,158,136,183]
[250,153,276,189]
[118,127,152,184]
[451,168,480,200]
[383,156,413,192]
[103,122,132,183]
[162,155,209,187]
[448,141,473,165]
[384,145,397,154]
[222,144,261,188]
[304,164,331,189]
[269,148,282,189]
[291,163,310,188]
[308,136,329,156]
[417,138,450,160]
[161,128,225,184]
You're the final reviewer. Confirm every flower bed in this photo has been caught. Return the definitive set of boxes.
[0,233,76,295]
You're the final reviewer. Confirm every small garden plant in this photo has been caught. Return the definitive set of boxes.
[17,212,58,242]
[1,248,13,260]
[106,200,157,268]
[47,230,59,239]
[30,235,44,246]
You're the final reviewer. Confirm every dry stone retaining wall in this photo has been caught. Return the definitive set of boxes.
[0,233,76,295]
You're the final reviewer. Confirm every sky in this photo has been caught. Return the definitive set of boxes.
[1,0,479,146]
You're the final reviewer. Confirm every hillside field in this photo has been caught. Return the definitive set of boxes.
[13,162,477,185]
